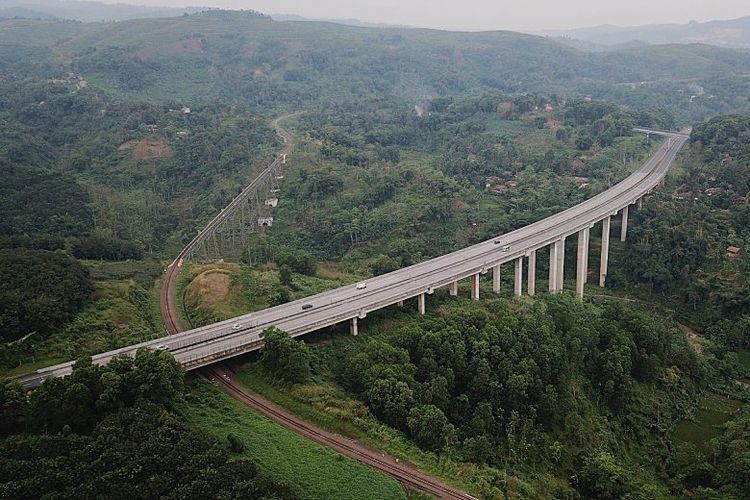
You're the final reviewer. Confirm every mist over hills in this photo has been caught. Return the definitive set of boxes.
[1,9,749,125]
[0,0,205,22]
[538,15,750,50]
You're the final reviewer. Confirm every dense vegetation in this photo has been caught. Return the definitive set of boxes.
[336,296,704,496]
[0,249,92,342]
[615,114,750,341]
[0,350,295,499]
[246,94,658,271]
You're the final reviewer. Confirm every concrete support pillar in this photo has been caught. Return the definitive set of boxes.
[397,300,404,307]
[583,228,590,284]
[620,205,629,242]
[600,216,611,288]
[470,274,480,301]
[418,293,426,316]
[492,265,501,294]
[350,317,358,336]
[449,281,458,297]
[638,197,643,210]
[514,257,523,297]
[549,243,558,292]
[527,250,537,297]
[556,237,566,292]
[576,227,590,299]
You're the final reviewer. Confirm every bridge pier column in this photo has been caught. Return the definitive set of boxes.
[549,243,559,292]
[471,274,480,301]
[418,293,426,315]
[620,205,629,242]
[492,265,501,294]
[350,317,358,336]
[638,197,643,210]
[600,216,611,287]
[397,300,404,307]
[576,227,590,299]
[527,250,537,297]
[449,281,459,297]
[584,227,591,284]
[514,257,523,296]
[556,237,566,292]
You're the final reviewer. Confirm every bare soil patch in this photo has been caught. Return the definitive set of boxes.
[171,36,204,55]
[678,323,705,354]
[188,269,232,307]
[119,139,174,160]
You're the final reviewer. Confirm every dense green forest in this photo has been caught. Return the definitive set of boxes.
[244,94,660,271]
[614,114,750,342]
[0,350,296,498]
[0,249,91,342]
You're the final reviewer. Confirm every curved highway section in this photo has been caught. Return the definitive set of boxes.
[21,128,689,387]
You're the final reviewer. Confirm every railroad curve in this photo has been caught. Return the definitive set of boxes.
[160,112,474,499]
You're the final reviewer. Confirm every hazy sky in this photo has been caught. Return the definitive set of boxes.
[97,0,750,31]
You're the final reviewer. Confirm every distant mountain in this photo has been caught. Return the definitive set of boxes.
[0,0,206,22]
[270,13,412,29]
[536,16,750,49]
[0,7,57,20]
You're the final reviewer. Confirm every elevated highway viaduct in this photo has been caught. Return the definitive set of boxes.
[21,128,689,388]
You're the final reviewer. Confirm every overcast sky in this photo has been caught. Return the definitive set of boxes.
[97,0,750,31]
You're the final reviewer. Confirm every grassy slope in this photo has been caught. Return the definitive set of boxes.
[674,392,743,450]
[180,380,407,500]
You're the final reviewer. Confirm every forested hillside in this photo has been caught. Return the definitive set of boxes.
[243,94,660,273]
[615,115,750,337]
[0,8,748,500]
[1,11,749,121]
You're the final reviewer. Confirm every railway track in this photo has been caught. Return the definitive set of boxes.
[203,366,476,500]
[160,112,474,498]
[160,111,302,335]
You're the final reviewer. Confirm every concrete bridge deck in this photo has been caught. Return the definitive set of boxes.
[21,128,689,388]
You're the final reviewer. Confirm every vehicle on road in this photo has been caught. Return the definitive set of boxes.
[356,282,367,290]
[302,304,313,310]
[156,344,168,350]
[232,323,242,330]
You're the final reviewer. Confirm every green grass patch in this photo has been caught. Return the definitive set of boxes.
[737,350,750,370]
[179,380,406,500]
[674,392,743,450]
[482,115,533,137]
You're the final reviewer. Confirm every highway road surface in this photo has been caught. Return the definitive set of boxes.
[21,128,689,388]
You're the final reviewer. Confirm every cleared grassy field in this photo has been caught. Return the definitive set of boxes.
[738,350,750,370]
[674,392,743,450]
[179,380,407,500]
